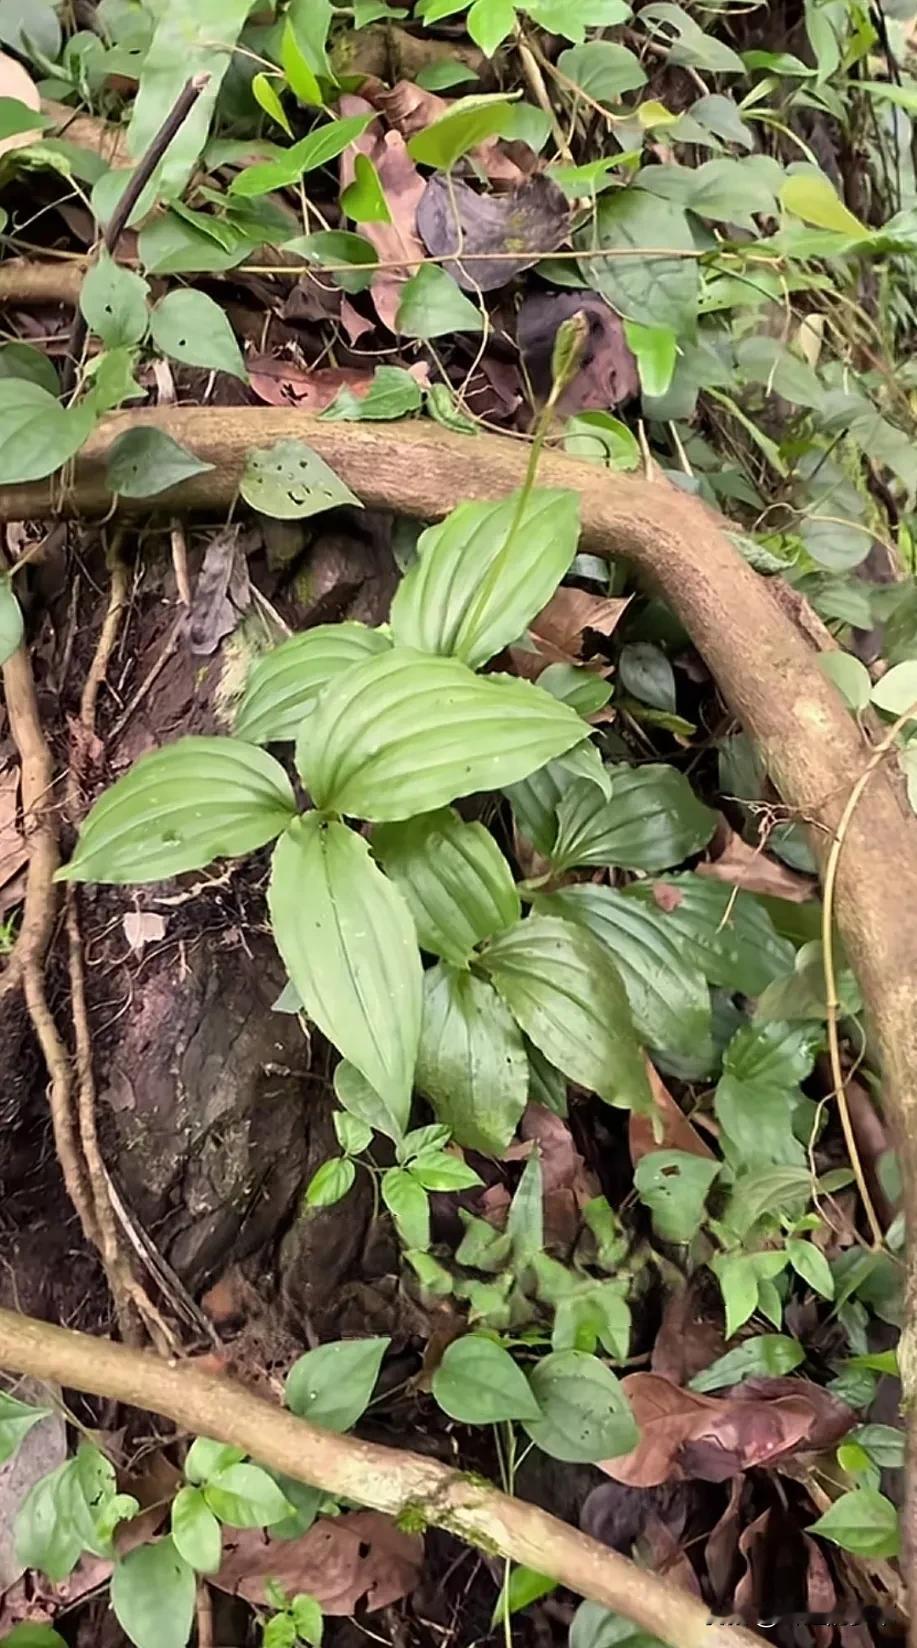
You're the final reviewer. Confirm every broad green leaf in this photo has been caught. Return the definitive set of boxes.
[382,1166,430,1248]
[623,321,676,399]
[265,1617,298,1648]
[480,914,651,1112]
[203,1463,293,1528]
[138,210,259,276]
[623,875,795,995]
[320,365,421,422]
[170,1485,222,1574]
[556,41,646,102]
[724,1020,820,1089]
[808,1489,899,1559]
[0,381,95,485]
[689,1334,805,1392]
[523,1351,638,1463]
[634,1149,719,1242]
[106,428,214,498]
[334,1059,407,1143]
[334,1112,373,1154]
[617,643,676,712]
[184,1438,247,1485]
[240,438,361,521]
[270,816,421,1115]
[0,577,23,666]
[492,1566,557,1623]
[0,341,59,394]
[396,265,484,338]
[871,660,917,718]
[416,61,480,90]
[150,290,247,381]
[292,1595,324,1646]
[780,173,868,237]
[570,1600,668,1648]
[410,1148,482,1191]
[285,1336,389,1431]
[818,651,872,712]
[283,230,379,294]
[1,1626,67,1648]
[554,763,716,871]
[287,0,335,80]
[432,1334,541,1423]
[407,92,518,170]
[851,1425,905,1469]
[536,885,713,1072]
[299,648,588,822]
[305,1156,356,1207]
[373,807,519,964]
[391,489,580,669]
[57,737,295,885]
[787,1238,834,1299]
[0,1391,50,1464]
[526,0,630,38]
[416,964,528,1153]
[230,116,373,197]
[724,1166,852,1239]
[467,0,516,54]
[576,190,698,336]
[252,72,293,135]
[715,1074,804,1172]
[341,153,392,223]
[0,95,45,139]
[711,1250,787,1338]
[15,1459,83,1581]
[79,252,150,349]
[538,663,612,717]
[235,623,391,744]
[111,1538,196,1648]
[563,411,641,469]
[641,2,744,71]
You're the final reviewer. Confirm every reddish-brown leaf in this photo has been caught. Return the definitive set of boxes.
[651,882,684,913]
[629,1061,714,1166]
[517,291,639,416]
[697,829,815,902]
[530,587,630,660]
[214,1511,423,1615]
[339,96,426,332]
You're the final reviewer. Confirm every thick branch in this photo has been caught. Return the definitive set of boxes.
[0,1305,764,1648]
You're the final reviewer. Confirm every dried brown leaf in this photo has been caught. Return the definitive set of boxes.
[122,911,167,954]
[416,175,569,292]
[214,1511,423,1614]
[531,586,630,658]
[518,291,639,416]
[629,1060,714,1166]
[697,829,815,902]
[0,767,25,891]
[248,359,374,411]
[651,1276,726,1387]
[187,524,252,656]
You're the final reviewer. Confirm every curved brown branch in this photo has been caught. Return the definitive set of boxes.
[0,1305,766,1648]
[0,258,87,305]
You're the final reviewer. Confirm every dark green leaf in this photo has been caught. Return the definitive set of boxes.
[617,643,676,712]
[79,252,150,349]
[373,807,519,965]
[552,763,716,871]
[723,1020,821,1088]
[480,914,651,1112]
[282,230,379,294]
[150,289,246,381]
[576,190,698,336]
[622,875,795,995]
[170,1485,222,1574]
[269,816,421,1124]
[111,1538,196,1648]
[432,1334,542,1423]
[1,1626,68,1648]
[523,1351,638,1463]
[808,1489,899,1559]
[0,382,95,485]
[57,737,295,884]
[416,965,528,1154]
[689,1335,805,1392]
[396,264,484,338]
[106,428,214,498]
[538,663,612,717]
[235,623,391,744]
[492,1566,557,1624]
[0,342,59,394]
[634,1149,719,1243]
[240,438,361,520]
[285,1337,389,1431]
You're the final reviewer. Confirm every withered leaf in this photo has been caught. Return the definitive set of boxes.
[339,96,426,332]
[416,175,569,292]
[629,1060,715,1166]
[697,829,816,902]
[517,291,639,416]
[214,1510,423,1615]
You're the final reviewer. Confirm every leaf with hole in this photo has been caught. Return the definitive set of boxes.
[634,1149,719,1243]
[111,1538,196,1648]
[416,964,528,1153]
[523,1351,638,1463]
[0,381,95,486]
[106,428,214,498]
[391,489,580,668]
[170,1486,222,1574]
[298,647,588,822]
[150,289,246,380]
[396,264,484,338]
[285,1337,389,1431]
[269,815,422,1120]
[373,807,519,965]
[236,622,390,744]
[433,1334,542,1423]
[57,737,295,885]
[480,914,650,1112]
[79,252,150,349]
[240,438,362,521]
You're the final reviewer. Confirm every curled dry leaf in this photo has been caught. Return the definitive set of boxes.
[0,52,42,161]
[697,828,816,902]
[416,175,569,292]
[339,96,426,332]
[602,1372,855,1487]
[651,1274,726,1387]
[248,358,377,411]
[531,586,630,659]
[187,523,252,656]
[214,1510,423,1614]
[629,1059,715,1166]
[517,291,639,416]
[733,1507,771,1625]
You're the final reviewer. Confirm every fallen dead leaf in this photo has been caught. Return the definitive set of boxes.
[339,96,426,332]
[705,1476,743,1606]
[248,358,374,411]
[214,1511,423,1614]
[629,1060,714,1166]
[638,1512,703,1597]
[340,295,375,344]
[518,291,639,416]
[0,767,26,898]
[697,829,815,902]
[0,53,42,161]
[733,1507,771,1625]
[651,1275,726,1387]
[602,1372,855,1487]
[121,911,167,954]
[531,586,630,658]
[187,524,253,656]
[484,1104,599,1250]
[416,174,569,292]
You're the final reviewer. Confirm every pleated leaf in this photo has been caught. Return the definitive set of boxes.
[57,737,296,884]
[622,873,795,995]
[549,763,716,872]
[480,915,651,1112]
[269,815,422,1117]
[373,806,519,965]
[298,647,588,822]
[390,489,580,669]
[235,622,391,743]
[416,964,528,1153]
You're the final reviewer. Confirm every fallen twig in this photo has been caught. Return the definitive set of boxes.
[0,1305,767,1648]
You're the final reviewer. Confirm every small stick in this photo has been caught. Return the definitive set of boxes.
[61,73,211,396]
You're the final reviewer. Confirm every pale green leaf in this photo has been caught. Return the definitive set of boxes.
[320,365,421,421]
[624,321,677,398]
[184,1439,246,1485]
[235,623,391,744]
[523,1351,638,1463]
[285,1337,389,1431]
[240,438,361,520]
[292,1594,324,1646]
[391,488,580,669]
[689,1334,805,1392]
[808,1489,899,1559]
[563,411,641,469]
[0,1391,50,1465]
[780,172,868,237]
[556,41,646,102]
[570,1600,668,1648]
[341,153,392,223]
[170,1486,222,1574]
[334,1112,373,1155]
[203,1464,293,1528]
[252,71,292,136]
[467,0,516,55]
[57,737,295,885]
[269,816,422,1118]
[416,964,528,1153]
[576,190,698,336]
[305,1156,356,1207]
[432,1334,541,1423]
[0,577,23,666]
[818,651,872,713]
[334,1060,407,1143]
[480,914,651,1112]
[787,1237,835,1299]
[373,807,519,964]
[111,1538,196,1648]
[298,648,588,822]
[230,116,373,198]
[382,1166,430,1248]
[526,0,630,42]
[0,381,95,485]
[871,660,917,719]
[106,428,214,498]
[0,341,59,394]
[634,1149,719,1242]
[79,252,150,349]
[641,2,744,72]
[396,264,484,338]
[150,289,247,381]
[492,1566,557,1624]
[281,18,323,106]
[416,61,480,90]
